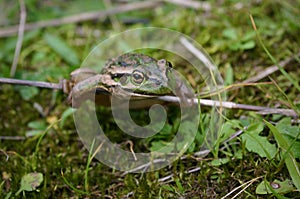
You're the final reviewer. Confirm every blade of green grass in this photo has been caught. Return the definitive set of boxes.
[84,138,95,192]
[264,120,300,190]
[249,14,300,92]
[61,170,89,195]
[268,77,299,114]
[43,33,80,66]
[33,119,61,170]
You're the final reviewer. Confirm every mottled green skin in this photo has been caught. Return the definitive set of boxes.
[71,53,173,101]
[70,53,195,107]
[101,53,173,95]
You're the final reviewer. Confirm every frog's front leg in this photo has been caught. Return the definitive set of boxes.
[69,74,104,105]
[70,68,98,83]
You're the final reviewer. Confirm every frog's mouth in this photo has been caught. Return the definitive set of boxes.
[94,84,160,98]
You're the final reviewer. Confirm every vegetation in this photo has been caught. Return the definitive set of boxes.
[0,0,299,198]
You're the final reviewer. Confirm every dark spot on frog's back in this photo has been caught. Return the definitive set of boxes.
[118,61,131,67]
[129,53,153,62]
[110,53,159,68]
[139,54,154,64]
[117,54,138,67]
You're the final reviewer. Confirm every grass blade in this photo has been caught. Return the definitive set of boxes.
[44,33,80,66]
[249,14,300,92]
[264,120,300,190]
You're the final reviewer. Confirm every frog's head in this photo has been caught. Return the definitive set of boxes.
[103,53,173,95]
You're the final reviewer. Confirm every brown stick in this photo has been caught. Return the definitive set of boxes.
[243,52,300,83]
[0,76,296,116]
[163,0,211,10]
[103,0,122,31]
[157,96,298,117]
[0,1,163,38]
[0,136,25,140]
[0,77,62,89]
[10,0,26,77]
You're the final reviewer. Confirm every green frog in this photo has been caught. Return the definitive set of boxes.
[69,53,193,108]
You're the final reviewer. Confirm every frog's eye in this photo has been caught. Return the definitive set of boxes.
[132,70,144,85]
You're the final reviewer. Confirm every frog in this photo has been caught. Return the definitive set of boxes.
[69,53,194,108]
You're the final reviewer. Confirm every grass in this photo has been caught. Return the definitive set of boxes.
[0,0,300,198]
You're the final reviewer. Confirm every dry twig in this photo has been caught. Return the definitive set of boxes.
[0,1,162,38]
[10,0,26,77]
[243,52,300,83]
[157,96,298,117]
[164,0,211,10]
[221,176,262,199]
[180,37,217,71]
[0,76,297,116]
[0,136,26,141]
[103,0,122,31]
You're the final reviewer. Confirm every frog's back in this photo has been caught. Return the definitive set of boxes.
[104,53,157,69]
